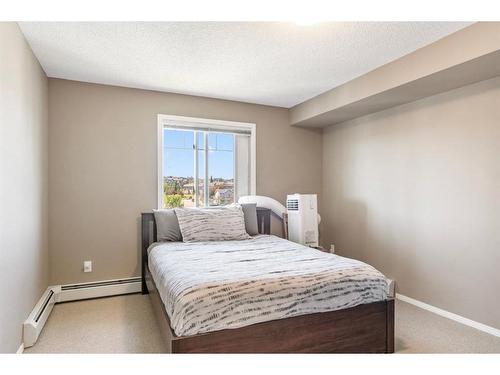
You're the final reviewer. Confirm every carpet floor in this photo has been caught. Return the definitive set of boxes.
[24,294,500,353]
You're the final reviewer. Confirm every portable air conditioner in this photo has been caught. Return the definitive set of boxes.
[286,194,319,247]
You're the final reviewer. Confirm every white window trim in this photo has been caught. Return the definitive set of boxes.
[157,114,256,209]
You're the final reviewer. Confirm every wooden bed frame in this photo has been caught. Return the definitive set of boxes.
[141,208,394,353]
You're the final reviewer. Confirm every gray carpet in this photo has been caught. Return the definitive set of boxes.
[395,298,500,353]
[24,294,500,353]
[25,294,166,353]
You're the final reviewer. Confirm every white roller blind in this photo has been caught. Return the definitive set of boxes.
[164,121,252,135]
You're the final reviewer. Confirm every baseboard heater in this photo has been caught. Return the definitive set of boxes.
[23,286,60,348]
[23,277,141,348]
[57,277,141,302]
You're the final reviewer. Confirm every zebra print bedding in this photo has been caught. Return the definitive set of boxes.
[174,206,251,242]
[148,235,389,337]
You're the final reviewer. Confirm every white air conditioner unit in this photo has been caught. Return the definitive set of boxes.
[286,194,319,247]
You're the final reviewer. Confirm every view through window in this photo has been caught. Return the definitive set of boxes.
[162,128,237,208]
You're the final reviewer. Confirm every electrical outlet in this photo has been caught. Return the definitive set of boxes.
[330,244,335,254]
[83,260,92,273]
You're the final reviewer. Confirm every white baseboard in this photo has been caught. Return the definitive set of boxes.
[56,277,141,303]
[396,293,500,338]
[16,343,24,354]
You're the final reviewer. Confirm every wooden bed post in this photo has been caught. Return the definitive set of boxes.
[386,299,395,353]
[141,212,156,295]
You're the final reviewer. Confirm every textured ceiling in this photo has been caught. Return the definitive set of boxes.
[19,22,472,107]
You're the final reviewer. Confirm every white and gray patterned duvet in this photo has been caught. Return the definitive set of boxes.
[148,235,388,337]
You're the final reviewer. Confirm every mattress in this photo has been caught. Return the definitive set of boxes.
[148,235,388,337]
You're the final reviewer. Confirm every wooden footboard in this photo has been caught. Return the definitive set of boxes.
[145,264,394,353]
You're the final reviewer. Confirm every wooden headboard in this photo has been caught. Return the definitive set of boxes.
[141,207,271,293]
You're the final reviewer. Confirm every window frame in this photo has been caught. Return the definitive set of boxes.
[157,114,256,209]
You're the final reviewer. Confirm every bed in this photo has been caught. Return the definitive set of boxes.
[141,208,394,353]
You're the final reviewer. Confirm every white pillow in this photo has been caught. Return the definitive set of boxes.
[174,205,251,242]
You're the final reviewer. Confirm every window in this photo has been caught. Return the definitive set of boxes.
[158,115,255,209]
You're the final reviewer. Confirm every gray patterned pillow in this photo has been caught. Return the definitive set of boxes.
[174,206,251,242]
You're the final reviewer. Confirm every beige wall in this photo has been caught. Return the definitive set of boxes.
[48,79,322,285]
[0,23,49,352]
[322,76,500,329]
[291,23,500,127]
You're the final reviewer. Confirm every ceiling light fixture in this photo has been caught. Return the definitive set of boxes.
[294,18,322,26]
